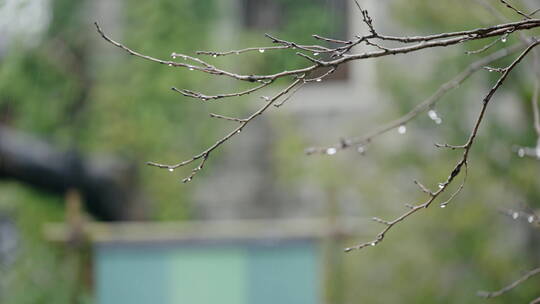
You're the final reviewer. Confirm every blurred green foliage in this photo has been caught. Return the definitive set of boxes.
[1,0,539,303]
[270,1,540,303]
[0,0,347,302]
[0,0,222,302]
[350,2,540,302]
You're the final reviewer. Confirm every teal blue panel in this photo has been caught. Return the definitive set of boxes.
[170,247,248,304]
[95,244,174,304]
[247,241,320,304]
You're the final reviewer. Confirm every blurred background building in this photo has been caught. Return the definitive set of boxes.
[0,0,539,303]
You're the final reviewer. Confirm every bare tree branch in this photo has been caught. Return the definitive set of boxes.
[498,0,532,19]
[476,0,540,160]
[95,19,540,81]
[95,11,540,184]
[171,80,272,102]
[93,3,540,301]
[499,207,539,226]
[146,79,304,182]
[465,35,508,54]
[307,42,526,155]
[344,39,540,252]
[94,3,540,267]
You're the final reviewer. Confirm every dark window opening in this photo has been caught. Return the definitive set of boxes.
[241,0,349,81]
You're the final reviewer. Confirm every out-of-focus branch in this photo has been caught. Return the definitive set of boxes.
[94,12,540,302]
[146,78,304,183]
[499,208,539,227]
[475,0,540,160]
[532,49,540,153]
[94,1,540,259]
[95,17,540,182]
[344,39,540,252]
[498,0,532,19]
[306,42,526,155]
[477,267,540,299]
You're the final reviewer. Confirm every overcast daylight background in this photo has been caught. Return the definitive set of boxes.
[0,0,539,303]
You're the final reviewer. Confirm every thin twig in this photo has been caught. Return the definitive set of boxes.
[95,20,540,83]
[499,207,539,226]
[439,162,468,209]
[196,33,332,57]
[171,81,272,102]
[465,35,507,54]
[478,0,540,158]
[344,39,540,252]
[308,43,525,154]
[312,34,351,45]
[196,45,288,57]
[354,0,377,35]
[477,267,540,298]
[413,180,434,196]
[274,81,306,108]
[209,113,247,123]
[146,79,304,182]
[95,15,540,183]
[498,0,532,19]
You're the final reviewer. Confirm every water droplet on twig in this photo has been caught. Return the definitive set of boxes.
[518,148,525,158]
[398,125,407,134]
[512,212,519,220]
[428,110,443,124]
[428,110,438,120]
[168,168,174,172]
[259,49,265,53]
[326,147,337,155]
